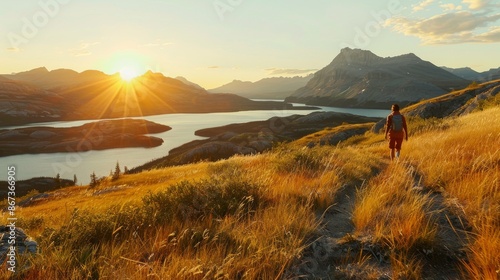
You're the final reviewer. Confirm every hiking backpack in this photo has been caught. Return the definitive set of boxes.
[391,114,404,132]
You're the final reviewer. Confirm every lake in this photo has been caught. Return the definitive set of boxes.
[0,103,389,184]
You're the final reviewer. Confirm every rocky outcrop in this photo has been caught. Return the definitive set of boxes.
[286,48,470,109]
[0,119,170,157]
[0,226,37,264]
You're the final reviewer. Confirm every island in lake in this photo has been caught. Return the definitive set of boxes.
[0,119,170,157]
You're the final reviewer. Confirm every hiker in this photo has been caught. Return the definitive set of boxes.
[385,104,408,160]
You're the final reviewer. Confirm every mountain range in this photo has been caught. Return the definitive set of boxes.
[2,48,499,125]
[285,48,472,108]
[208,75,313,99]
[440,66,500,81]
[0,69,295,126]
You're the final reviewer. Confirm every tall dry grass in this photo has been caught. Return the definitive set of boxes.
[405,107,500,279]
[352,162,436,278]
[1,142,382,279]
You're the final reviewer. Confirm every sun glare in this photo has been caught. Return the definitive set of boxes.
[119,67,140,82]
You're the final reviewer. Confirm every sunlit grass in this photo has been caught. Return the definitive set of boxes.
[353,163,436,250]
[405,107,500,278]
[3,144,371,279]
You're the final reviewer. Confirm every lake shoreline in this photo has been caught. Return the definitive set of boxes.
[0,104,390,185]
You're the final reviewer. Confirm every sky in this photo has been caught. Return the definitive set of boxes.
[1,0,499,89]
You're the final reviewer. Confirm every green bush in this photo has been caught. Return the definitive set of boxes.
[142,177,261,225]
[273,148,327,175]
[44,203,143,249]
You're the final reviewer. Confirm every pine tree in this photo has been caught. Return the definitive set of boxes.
[112,162,121,181]
[90,172,98,188]
[55,173,61,188]
[73,174,78,185]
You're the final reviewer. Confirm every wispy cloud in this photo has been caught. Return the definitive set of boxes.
[413,0,435,12]
[462,0,492,10]
[386,1,500,44]
[440,3,463,11]
[266,68,317,76]
[475,26,500,42]
[70,42,100,57]
[208,66,220,69]
[6,47,20,52]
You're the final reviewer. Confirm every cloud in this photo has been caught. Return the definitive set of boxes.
[475,26,500,42]
[208,66,220,69]
[70,42,100,57]
[6,47,20,52]
[462,0,492,10]
[440,4,463,11]
[413,0,435,12]
[386,10,500,44]
[265,68,317,76]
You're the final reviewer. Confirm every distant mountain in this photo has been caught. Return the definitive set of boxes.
[286,48,471,109]
[209,75,313,99]
[0,76,66,125]
[175,76,205,91]
[481,67,500,81]
[2,67,110,90]
[441,66,481,80]
[441,66,500,81]
[0,69,296,126]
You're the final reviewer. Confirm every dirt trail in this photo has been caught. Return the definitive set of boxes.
[404,162,470,279]
[284,160,471,280]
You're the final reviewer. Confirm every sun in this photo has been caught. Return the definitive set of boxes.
[119,67,140,82]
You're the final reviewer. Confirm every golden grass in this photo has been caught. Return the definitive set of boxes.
[2,142,383,279]
[405,107,500,278]
[352,162,436,277]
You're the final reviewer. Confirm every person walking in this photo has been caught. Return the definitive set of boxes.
[385,104,408,160]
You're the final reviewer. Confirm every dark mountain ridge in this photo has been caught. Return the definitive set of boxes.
[286,48,471,108]
[0,68,298,126]
[2,67,111,90]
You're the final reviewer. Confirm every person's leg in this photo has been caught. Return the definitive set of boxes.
[389,138,396,160]
[395,138,403,159]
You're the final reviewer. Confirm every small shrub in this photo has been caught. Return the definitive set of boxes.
[142,177,261,225]
[467,81,480,89]
[18,216,45,231]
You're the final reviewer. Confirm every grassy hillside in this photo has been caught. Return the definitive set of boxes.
[2,106,499,279]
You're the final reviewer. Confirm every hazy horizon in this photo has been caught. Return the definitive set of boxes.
[2,0,500,88]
